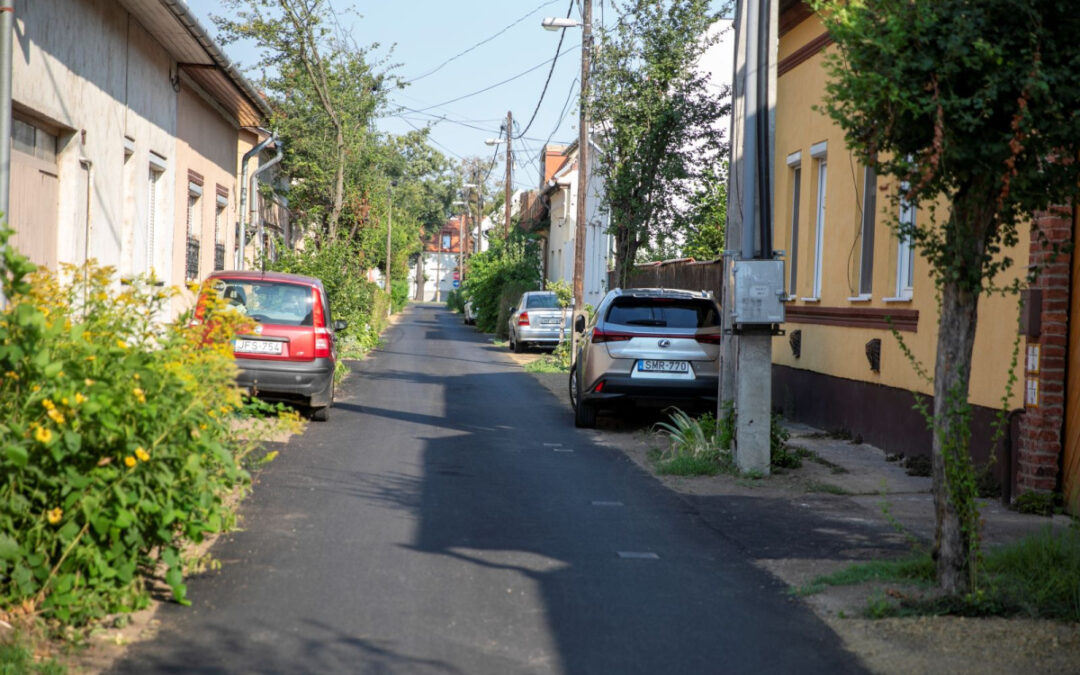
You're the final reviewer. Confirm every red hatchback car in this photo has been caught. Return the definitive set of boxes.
[197,270,346,420]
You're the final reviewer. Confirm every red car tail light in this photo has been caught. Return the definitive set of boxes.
[591,328,633,343]
[695,334,723,345]
[313,289,332,358]
[518,311,530,326]
[593,380,606,393]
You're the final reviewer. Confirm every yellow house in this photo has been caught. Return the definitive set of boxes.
[774,1,1078,511]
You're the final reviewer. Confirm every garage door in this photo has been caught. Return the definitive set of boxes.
[10,117,59,270]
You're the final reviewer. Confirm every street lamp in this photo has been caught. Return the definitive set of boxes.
[543,1,592,368]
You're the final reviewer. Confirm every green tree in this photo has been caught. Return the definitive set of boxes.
[681,164,727,260]
[813,0,1080,593]
[215,0,391,244]
[591,0,731,285]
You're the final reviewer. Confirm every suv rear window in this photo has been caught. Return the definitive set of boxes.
[606,297,720,328]
[526,294,560,309]
[214,280,314,326]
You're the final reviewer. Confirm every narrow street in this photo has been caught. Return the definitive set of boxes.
[110,304,863,674]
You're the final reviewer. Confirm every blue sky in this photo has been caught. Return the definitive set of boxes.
[184,0,731,191]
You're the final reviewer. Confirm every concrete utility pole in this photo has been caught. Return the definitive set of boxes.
[724,0,779,475]
[504,111,513,236]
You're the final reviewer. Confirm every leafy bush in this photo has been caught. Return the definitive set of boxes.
[0,229,266,625]
[266,239,387,354]
[446,288,464,313]
[391,279,410,313]
[461,233,541,334]
[495,281,536,340]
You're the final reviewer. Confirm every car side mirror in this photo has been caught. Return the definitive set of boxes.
[508,306,516,314]
[574,314,586,333]
[333,319,348,332]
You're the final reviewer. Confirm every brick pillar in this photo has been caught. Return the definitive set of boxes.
[1016,205,1073,495]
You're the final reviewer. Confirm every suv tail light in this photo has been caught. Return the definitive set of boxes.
[592,328,633,343]
[695,334,723,345]
[518,311,530,326]
[313,289,332,358]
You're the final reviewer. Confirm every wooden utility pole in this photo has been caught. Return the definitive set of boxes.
[504,110,512,236]
[570,0,592,368]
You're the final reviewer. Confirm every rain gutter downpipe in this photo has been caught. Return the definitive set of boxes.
[0,1,13,308]
[237,133,276,270]
[249,139,284,268]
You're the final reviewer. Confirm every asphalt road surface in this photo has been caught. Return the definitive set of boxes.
[111,304,864,674]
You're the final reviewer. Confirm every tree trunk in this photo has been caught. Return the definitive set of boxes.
[328,128,346,241]
[930,191,992,594]
[931,277,980,593]
[612,222,642,288]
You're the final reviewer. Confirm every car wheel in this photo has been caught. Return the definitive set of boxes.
[310,383,333,422]
[513,335,525,353]
[572,363,596,428]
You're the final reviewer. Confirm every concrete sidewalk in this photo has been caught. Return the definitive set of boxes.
[781,422,1074,551]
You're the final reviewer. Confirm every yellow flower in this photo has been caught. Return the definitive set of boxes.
[57,371,65,378]
[47,409,65,425]
[47,507,63,524]
[85,355,96,361]
[199,423,207,430]
[32,385,40,392]
[133,387,146,404]
[124,456,137,468]
[4,371,17,380]
[74,392,87,405]
[135,447,150,462]
[42,399,55,410]
[116,340,127,350]
[34,426,52,444]
[133,373,140,381]
[61,397,69,406]
[84,378,94,387]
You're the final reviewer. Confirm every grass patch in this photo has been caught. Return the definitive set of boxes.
[0,631,65,675]
[806,453,850,474]
[524,355,569,373]
[806,480,852,495]
[656,454,723,476]
[799,527,1080,620]
[796,553,935,596]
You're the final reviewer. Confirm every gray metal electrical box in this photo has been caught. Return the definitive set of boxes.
[732,259,785,325]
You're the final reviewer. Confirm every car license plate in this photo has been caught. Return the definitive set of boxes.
[638,360,689,373]
[541,316,560,325]
[235,339,283,355]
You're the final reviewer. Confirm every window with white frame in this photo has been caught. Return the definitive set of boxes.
[895,185,916,299]
[809,141,828,299]
[146,162,164,276]
[186,181,203,281]
[214,191,228,271]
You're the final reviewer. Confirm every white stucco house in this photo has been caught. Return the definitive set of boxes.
[9,0,271,305]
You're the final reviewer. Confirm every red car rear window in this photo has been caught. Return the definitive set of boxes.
[213,280,314,326]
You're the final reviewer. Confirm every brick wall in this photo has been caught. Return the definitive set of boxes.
[1016,206,1073,494]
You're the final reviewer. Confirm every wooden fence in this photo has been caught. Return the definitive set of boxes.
[608,258,724,298]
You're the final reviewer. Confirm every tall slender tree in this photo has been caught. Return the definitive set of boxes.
[591,0,731,285]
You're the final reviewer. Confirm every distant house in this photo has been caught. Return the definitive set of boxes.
[415,217,471,302]
[775,0,1078,512]
[524,140,610,307]
[10,0,276,312]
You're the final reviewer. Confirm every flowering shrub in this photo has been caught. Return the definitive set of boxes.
[0,228,259,625]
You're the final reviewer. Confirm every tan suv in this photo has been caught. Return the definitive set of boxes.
[569,288,723,427]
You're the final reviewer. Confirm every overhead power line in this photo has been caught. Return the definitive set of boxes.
[410,45,580,113]
[404,0,564,84]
